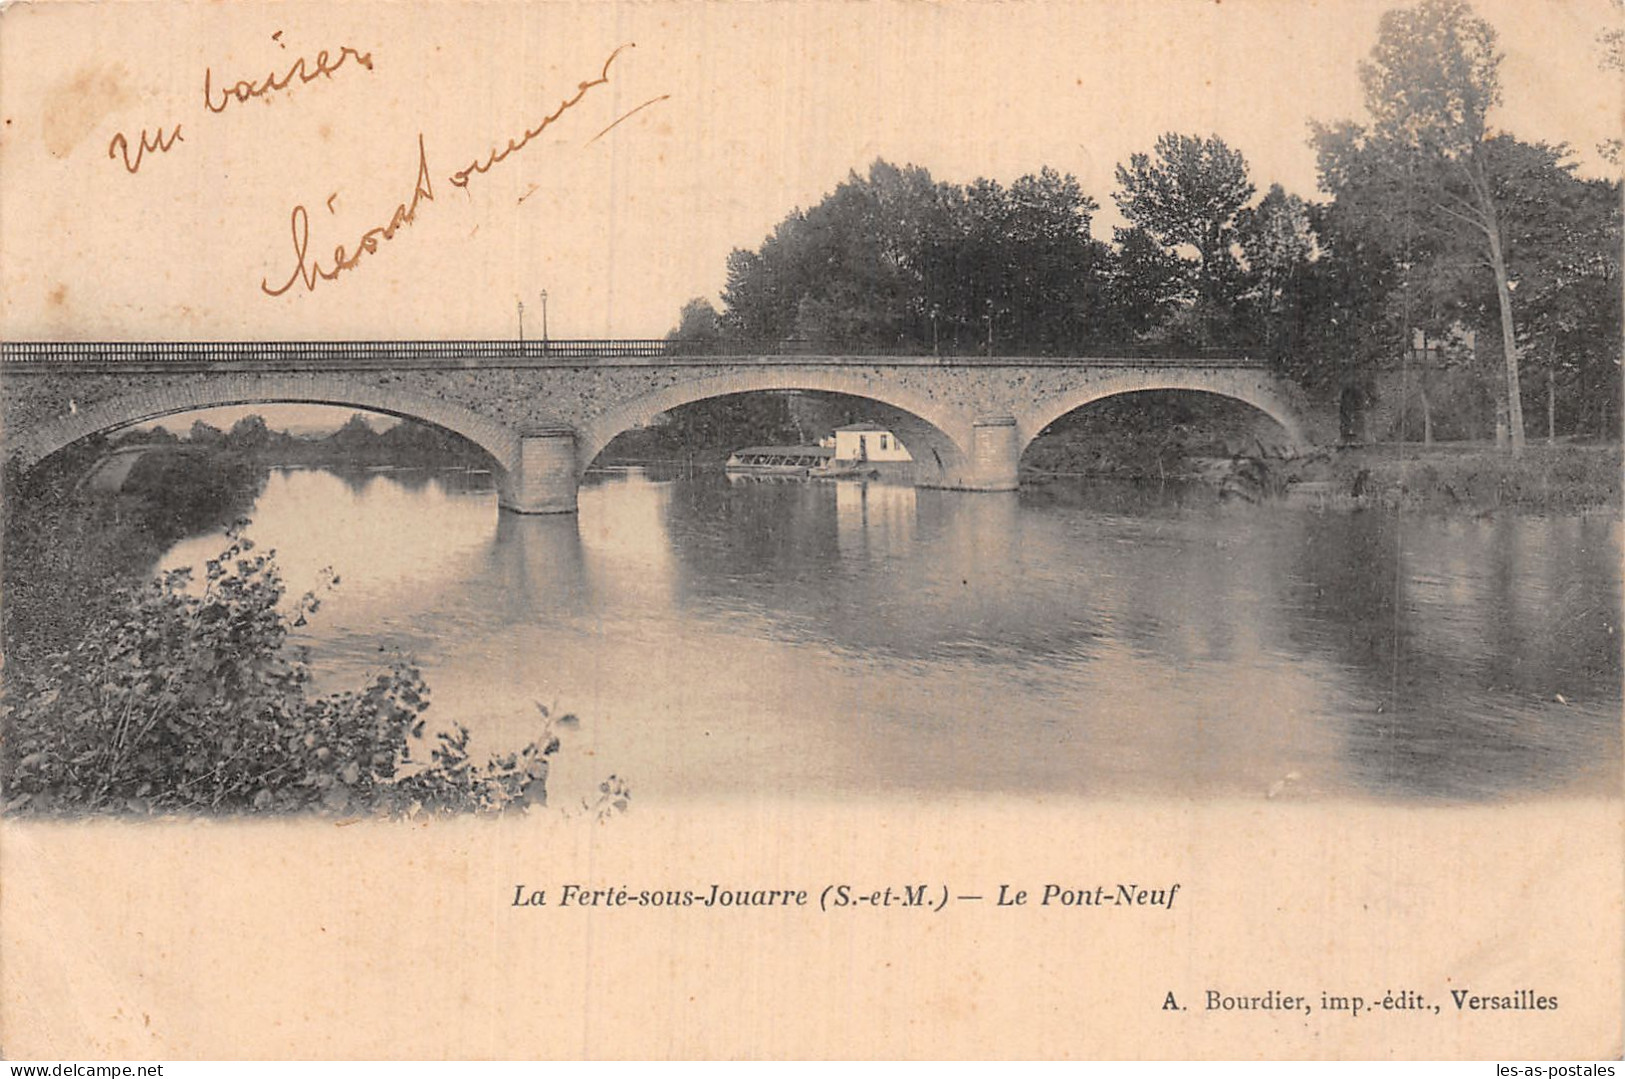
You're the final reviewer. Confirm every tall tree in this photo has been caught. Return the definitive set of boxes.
[1324,0,1531,452]
[1493,146,1622,438]
[711,159,1107,356]
[719,212,811,346]
[1100,225,1188,343]
[1251,193,1407,406]
[1601,0,1625,166]
[666,297,723,355]
[1236,184,1317,359]
[1000,167,1106,354]
[1113,133,1255,311]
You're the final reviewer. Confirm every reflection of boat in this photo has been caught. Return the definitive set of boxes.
[727,471,818,486]
[725,445,834,477]
[818,464,881,480]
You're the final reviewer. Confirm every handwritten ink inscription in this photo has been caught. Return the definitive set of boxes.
[204,45,374,114]
[91,34,664,294]
[261,133,434,296]
[589,93,671,146]
[105,34,375,175]
[261,43,645,296]
[108,124,184,174]
[448,43,631,190]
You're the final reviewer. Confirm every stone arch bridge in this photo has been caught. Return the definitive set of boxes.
[1,341,1325,513]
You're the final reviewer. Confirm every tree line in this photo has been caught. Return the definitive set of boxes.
[668,0,1620,449]
[119,412,492,468]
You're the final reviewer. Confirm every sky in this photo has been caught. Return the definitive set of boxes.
[1,0,1618,344]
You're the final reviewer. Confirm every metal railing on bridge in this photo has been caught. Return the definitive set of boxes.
[2,339,670,362]
[0,339,1267,367]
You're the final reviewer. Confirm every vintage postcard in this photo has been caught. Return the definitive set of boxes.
[0,0,1620,1061]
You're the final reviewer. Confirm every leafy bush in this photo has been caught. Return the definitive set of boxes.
[2,444,267,659]
[1,527,564,818]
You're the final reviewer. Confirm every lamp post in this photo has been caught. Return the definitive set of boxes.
[539,290,549,354]
[517,300,525,344]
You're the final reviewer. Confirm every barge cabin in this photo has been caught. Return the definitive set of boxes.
[724,445,835,477]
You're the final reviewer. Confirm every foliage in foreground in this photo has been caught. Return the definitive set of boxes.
[0,529,574,818]
[2,443,268,658]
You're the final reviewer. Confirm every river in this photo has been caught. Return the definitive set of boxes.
[159,466,1622,806]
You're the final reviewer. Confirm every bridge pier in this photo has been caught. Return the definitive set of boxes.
[963,415,1020,491]
[499,427,580,514]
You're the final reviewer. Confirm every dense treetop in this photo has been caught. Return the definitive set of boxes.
[668,0,1620,441]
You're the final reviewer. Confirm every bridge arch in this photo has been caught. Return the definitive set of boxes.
[578,369,980,486]
[11,372,524,479]
[1015,369,1312,459]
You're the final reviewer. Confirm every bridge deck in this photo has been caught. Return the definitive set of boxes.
[1,340,1267,371]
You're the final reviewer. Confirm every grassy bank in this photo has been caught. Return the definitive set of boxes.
[1284,442,1622,513]
[1026,439,1621,514]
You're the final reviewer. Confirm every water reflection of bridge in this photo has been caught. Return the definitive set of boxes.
[1,340,1324,514]
[836,481,916,559]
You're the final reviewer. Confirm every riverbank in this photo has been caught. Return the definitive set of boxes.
[1283,442,1621,513]
[2,441,267,655]
[1027,441,1621,514]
